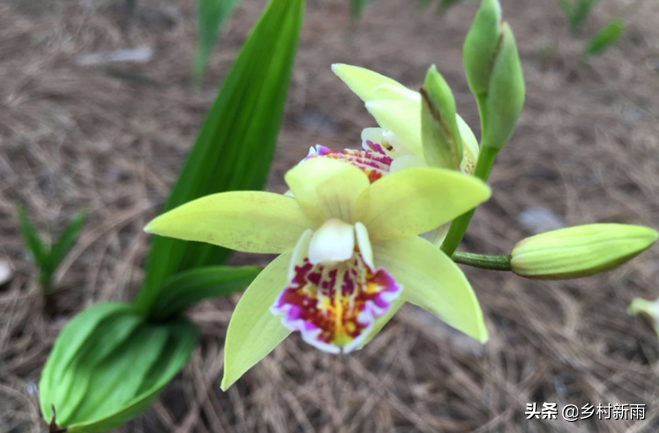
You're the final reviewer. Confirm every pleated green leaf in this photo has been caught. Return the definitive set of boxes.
[194,0,241,82]
[137,0,305,315]
[149,265,261,322]
[39,303,198,433]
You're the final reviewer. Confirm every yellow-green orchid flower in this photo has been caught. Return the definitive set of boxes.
[302,64,480,247]
[332,63,480,175]
[145,157,491,389]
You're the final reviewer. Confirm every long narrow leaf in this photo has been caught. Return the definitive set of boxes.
[571,0,599,34]
[149,266,261,322]
[194,0,242,82]
[50,209,87,270]
[137,0,305,314]
[351,0,368,20]
[584,19,625,57]
[438,0,463,13]
[17,206,49,269]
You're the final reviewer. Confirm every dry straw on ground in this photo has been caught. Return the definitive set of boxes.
[2,0,659,432]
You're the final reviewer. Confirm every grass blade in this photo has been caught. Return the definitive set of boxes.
[136,0,305,314]
[17,206,48,268]
[50,209,87,270]
[194,0,241,82]
[438,0,463,13]
[571,0,600,34]
[584,19,625,57]
[351,0,368,20]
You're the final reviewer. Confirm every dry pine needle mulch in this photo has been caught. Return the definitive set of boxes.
[2,0,659,432]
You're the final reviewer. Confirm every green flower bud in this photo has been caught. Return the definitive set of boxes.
[39,303,197,433]
[463,0,525,150]
[510,224,658,280]
[482,23,525,150]
[420,65,463,170]
[463,0,502,96]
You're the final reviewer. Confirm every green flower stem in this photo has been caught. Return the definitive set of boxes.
[440,145,498,256]
[451,251,512,271]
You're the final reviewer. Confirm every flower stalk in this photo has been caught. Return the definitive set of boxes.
[440,145,498,255]
[451,251,512,271]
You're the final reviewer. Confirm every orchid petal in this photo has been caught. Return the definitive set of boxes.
[221,253,292,390]
[365,99,423,159]
[288,229,313,282]
[331,63,413,102]
[357,297,404,349]
[355,222,374,270]
[421,223,451,247]
[285,157,369,223]
[145,192,314,254]
[390,155,424,173]
[373,237,488,343]
[458,116,479,163]
[355,167,491,242]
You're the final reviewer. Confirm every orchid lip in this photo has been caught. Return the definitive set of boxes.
[270,221,402,353]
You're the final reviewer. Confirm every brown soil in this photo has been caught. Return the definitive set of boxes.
[2,0,659,432]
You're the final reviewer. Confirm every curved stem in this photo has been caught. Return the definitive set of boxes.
[440,145,498,255]
[452,251,512,271]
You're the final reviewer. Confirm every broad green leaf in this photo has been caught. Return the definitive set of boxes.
[50,209,87,270]
[138,0,305,314]
[583,19,625,57]
[149,265,261,321]
[373,236,488,343]
[39,303,132,408]
[40,303,198,433]
[194,0,241,82]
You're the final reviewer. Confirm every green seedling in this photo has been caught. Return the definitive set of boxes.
[18,207,87,296]
[584,19,625,57]
[558,0,600,35]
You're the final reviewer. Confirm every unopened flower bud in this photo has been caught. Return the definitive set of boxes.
[463,0,524,150]
[463,0,502,96]
[510,224,657,280]
[420,65,463,170]
[39,303,197,433]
